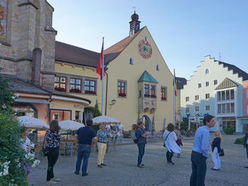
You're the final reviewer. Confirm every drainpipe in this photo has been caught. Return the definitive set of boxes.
[105,71,109,115]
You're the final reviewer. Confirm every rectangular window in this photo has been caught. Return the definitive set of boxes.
[118,81,127,97]
[70,78,81,93]
[226,103,230,113]
[206,81,209,87]
[84,79,96,94]
[151,85,156,98]
[217,91,221,101]
[0,0,8,42]
[195,106,199,112]
[221,91,225,100]
[226,90,230,100]
[205,105,210,111]
[161,87,167,101]
[205,93,210,99]
[198,83,201,88]
[54,76,66,92]
[218,104,221,114]
[231,103,234,113]
[230,89,234,99]
[186,107,190,113]
[222,104,225,113]
[144,84,150,97]
[186,97,189,102]
[195,95,199,101]
[214,80,218,85]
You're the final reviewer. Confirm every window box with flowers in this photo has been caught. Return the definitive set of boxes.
[144,94,150,97]
[85,90,96,95]
[55,87,66,92]
[118,92,126,97]
[161,97,167,101]
[150,95,157,98]
[70,88,81,93]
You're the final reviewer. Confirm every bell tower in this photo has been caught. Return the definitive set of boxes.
[129,11,141,36]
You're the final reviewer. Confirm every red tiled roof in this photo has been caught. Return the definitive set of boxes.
[104,27,144,54]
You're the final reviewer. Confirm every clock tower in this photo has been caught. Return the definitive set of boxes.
[129,11,141,36]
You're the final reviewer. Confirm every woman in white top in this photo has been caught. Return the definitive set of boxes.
[163,123,181,165]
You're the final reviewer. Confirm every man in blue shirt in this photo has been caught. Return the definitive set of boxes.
[74,119,97,176]
[135,121,148,168]
[190,115,215,186]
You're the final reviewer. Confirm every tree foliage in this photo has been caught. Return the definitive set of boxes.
[0,76,26,185]
[93,100,102,117]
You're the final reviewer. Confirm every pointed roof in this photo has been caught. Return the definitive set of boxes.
[138,71,158,83]
[104,27,145,54]
[215,78,239,90]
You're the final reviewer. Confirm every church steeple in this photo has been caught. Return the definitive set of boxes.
[129,11,141,36]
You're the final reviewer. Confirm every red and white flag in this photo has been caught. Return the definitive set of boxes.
[96,40,104,80]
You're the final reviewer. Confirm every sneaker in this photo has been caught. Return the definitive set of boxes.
[82,173,88,176]
[168,161,175,165]
[137,164,144,168]
[97,165,103,168]
[46,180,57,185]
[101,163,107,166]
[74,171,79,175]
[52,177,61,182]
[211,168,220,171]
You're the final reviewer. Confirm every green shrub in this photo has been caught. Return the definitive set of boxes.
[0,76,26,185]
[223,128,235,135]
[234,136,245,144]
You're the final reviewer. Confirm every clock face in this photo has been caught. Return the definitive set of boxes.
[138,40,152,59]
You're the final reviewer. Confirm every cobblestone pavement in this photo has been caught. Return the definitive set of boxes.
[29,134,248,186]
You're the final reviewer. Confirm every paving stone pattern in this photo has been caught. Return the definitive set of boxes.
[28,134,248,186]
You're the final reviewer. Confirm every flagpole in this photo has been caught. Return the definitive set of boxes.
[173,69,176,125]
[101,37,104,115]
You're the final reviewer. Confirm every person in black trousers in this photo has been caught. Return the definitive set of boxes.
[44,120,61,184]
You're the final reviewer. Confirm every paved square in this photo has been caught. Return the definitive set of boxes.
[29,134,247,186]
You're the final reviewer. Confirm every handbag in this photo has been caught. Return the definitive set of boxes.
[219,148,224,156]
[41,136,50,156]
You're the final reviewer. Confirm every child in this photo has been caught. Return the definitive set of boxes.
[211,130,222,170]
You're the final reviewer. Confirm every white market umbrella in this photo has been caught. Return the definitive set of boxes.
[92,115,121,125]
[17,116,49,129]
[59,120,84,130]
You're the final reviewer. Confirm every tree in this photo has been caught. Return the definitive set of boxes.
[93,100,102,117]
[0,76,26,185]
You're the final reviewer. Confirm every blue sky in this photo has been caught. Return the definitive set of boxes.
[48,0,248,79]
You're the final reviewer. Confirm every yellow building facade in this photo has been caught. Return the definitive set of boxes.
[54,13,174,131]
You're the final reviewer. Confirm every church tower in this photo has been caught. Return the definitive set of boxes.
[129,11,141,36]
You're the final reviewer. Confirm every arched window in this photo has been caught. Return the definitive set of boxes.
[0,0,8,42]
[205,69,209,74]
[156,64,160,71]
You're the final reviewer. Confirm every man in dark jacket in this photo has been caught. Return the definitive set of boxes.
[135,121,148,168]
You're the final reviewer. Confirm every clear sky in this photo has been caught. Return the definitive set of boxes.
[48,0,248,79]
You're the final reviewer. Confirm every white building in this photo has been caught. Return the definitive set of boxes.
[181,55,248,132]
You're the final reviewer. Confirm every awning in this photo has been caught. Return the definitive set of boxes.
[15,98,50,104]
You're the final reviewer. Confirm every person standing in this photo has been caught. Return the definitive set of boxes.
[175,125,183,158]
[44,120,61,184]
[97,124,111,168]
[163,123,181,165]
[74,119,97,176]
[190,114,215,186]
[135,121,148,168]
[211,130,222,170]
[244,133,248,168]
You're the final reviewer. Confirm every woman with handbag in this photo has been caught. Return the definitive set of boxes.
[44,120,61,184]
[211,130,222,171]
[162,123,181,165]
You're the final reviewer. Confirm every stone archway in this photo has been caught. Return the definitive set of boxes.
[141,114,152,131]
